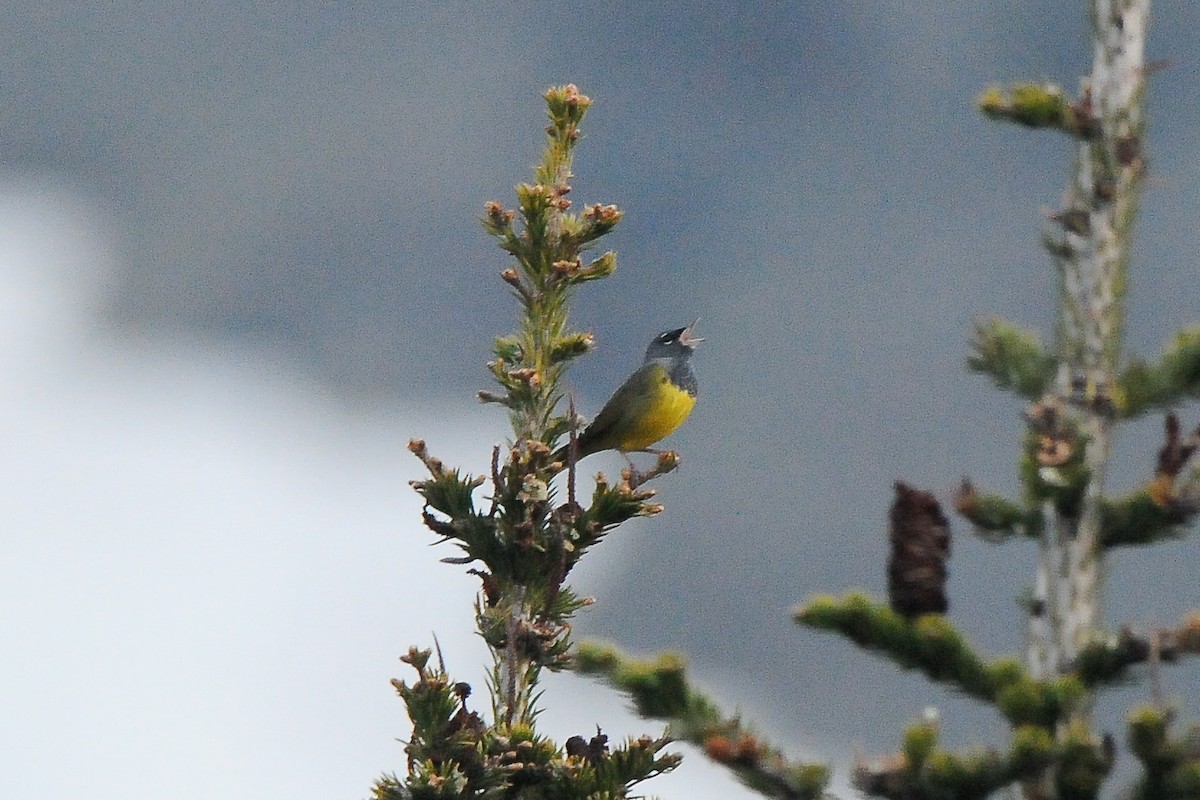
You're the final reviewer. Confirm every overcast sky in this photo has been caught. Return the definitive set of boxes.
[2,3,1199,799]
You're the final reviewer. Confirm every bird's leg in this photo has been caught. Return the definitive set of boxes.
[618,451,639,481]
[620,448,663,472]
[617,450,642,484]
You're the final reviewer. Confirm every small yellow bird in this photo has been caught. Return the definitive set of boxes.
[553,321,702,467]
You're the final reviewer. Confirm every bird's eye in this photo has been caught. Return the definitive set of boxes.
[652,327,687,346]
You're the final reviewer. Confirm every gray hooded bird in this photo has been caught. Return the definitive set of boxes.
[553,321,701,466]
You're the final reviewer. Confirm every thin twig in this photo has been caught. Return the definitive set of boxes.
[489,445,502,516]
[1149,628,1165,709]
[502,585,526,726]
[567,394,578,509]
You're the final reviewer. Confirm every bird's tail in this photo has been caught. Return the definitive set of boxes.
[548,439,591,474]
[548,444,573,473]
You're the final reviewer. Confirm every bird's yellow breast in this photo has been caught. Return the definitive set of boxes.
[614,365,696,451]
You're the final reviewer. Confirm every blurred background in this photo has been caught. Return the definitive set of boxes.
[2,3,1198,798]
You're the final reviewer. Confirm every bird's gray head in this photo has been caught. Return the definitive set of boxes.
[644,320,702,364]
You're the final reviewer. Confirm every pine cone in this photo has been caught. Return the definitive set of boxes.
[888,482,951,618]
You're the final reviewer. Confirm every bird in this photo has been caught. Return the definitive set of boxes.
[553,321,701,468]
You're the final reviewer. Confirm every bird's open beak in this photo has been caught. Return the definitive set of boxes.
[680,318,704,347]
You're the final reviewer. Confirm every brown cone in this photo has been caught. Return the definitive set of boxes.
[888,482,951,618]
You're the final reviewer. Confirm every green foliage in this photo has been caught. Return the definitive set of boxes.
[994,678,1055,728]
[955,481,1042,542]
[574,641,832,800]
[573,640,620,672]
[372,773,410,800]
[1069,621,1200,689]
[387,648,491,793]
[1127,706,1200,799]
[855,719,1068,800]
[979,83,1068,128]
[1118,325,1200,418]
[385,6,1199,795]
[912,615,993,691]
[1128,706,1172,766]
[574,643,724,733]
[798,6,1200,799]
[1009,726,1056,774]
[977,82,1099,138]
[409,87,676,624]
[1018,425,1090,518]
[922,749,1007,800]
[1099,489,1192,548]
[968,317,1057,399]
[408,759,472,800]
[549,331,597,364]
[983,658,1026,695]
[574,462,675,546]
[394,649,465,744]
[592,648,690,719]
[478,85,623,449]
[1052,722,1111,800]
[1047,678,1087,722]
[376,646,681,800]
[409,440,485,519]
[381,85,689,800]
[562,734,683,799]
[796,594,1096,736]
[796,593,997,701]
[1166,762,1200,798]
[903,721,939,770]
[1072,633,1136,686]
[994,675,1084,729]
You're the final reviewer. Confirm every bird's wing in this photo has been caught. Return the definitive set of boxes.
[577,363,658,454]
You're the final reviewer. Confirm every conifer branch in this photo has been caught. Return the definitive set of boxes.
[968,317,1057,400]
[990,0,1151,690]
[796,594,993,700]
[955,479,1042,542]
[1098,490,1192,547]
[795,594,1092,729]
[1099,412,1200,547]
[798,596,1120,797]
[1127,706,1200,799]
[573,642,832,800]
[1018,397,1092,521]
[1117,326,1200,418]
[1071,615,1200,686]
[380,85,683,800]
[852,717,1113,800]
[790,2,1200,797]
[375,646,680,800]
[977,82,1101,139]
